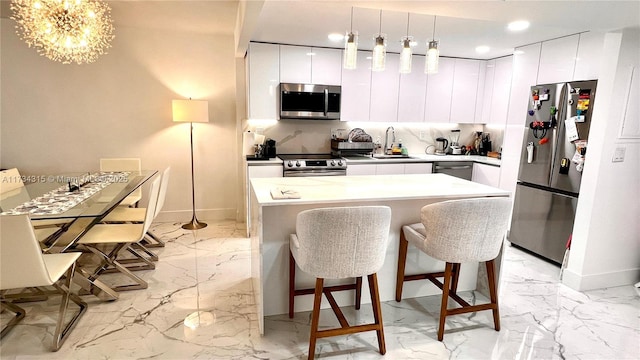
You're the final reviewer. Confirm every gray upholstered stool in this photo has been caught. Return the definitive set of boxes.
[289,206,391,359]
[395,197,511,341]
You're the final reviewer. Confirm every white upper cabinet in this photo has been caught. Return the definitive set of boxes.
[279,45,342,85]
[398,55,427,122]
[311,48,342,85]
[508,43,541,126]
[248,42,279,120]
[424,57,455,123]
[450,59,482,124]
[537,35,579,84]
[480,60,496,124]
[341,50,372,122]
[279,45,312,83]
[488,56,513,126]
[370,53,400,122]
[573,32,605,81]
[474,61,487,124]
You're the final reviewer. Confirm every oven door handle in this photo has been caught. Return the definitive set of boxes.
[284,170,346,177]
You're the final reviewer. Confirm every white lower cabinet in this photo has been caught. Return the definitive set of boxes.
[472,163,501,188]
[347,163,433,176]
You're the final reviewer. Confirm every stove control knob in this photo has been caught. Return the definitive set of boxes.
[295,161,301,167]
[330,160,336,166]
[338,160,344,166]
[287,161,294,167]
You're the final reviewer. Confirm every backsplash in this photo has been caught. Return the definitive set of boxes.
[244,120,503,156]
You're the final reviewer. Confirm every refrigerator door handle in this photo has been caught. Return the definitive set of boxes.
[549,127,558,185]
[549,83,568,186]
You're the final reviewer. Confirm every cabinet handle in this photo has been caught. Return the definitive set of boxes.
[324,88,328,116]
[435,165,471,170]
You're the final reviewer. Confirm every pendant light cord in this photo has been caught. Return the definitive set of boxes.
[406,13,410,37]
[350,7,353,33]
[432,15,437,41]
[378,10,382,34]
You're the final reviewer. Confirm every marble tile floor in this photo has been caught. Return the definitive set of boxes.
[1,220,638,359]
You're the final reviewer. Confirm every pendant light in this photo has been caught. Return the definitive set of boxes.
[399,13,413,74]
[343,7,358,70]
[425,15,439,74]
[372,10,386,72]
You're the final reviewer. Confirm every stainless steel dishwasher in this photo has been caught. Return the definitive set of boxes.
[433,161,473,180]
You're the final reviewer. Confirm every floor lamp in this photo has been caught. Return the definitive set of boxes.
[172,99,209,230]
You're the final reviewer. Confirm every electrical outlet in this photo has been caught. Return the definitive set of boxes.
[612,147,626,162]
[256,127,265,135]
[419,131,426,140]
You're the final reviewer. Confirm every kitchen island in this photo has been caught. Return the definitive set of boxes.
[250,173,511,334]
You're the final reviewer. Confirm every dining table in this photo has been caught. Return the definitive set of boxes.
[0,169,158,301]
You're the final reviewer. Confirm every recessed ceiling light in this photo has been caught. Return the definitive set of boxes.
[475,45,490,54]
[410,40,418,47]
[508,20,530,32]
[328,33,344,42]
[306,52,316,56]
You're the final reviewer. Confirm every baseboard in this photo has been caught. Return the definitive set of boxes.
[562,267,640,291]
[154,208,237,223]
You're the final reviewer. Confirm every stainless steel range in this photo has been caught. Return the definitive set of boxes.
[279,154,347,177]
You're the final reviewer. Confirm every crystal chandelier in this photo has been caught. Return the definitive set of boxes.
[10,0,115,65]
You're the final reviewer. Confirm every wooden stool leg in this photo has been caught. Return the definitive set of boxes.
[355,276,362,310]
[438,262,453,341]
[368,273,386,355]
[451,263,461,294]
[395,229,409,302]
[486,260,500,331]
[289,250,295,319]
[308,278,324,360]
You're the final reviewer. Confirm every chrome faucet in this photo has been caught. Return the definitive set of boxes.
[384,126,395,154]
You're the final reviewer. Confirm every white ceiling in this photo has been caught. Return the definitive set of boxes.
[251,0,640,59]
[1,1,638,60]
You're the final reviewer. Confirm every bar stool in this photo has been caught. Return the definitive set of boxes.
[395,197,511,341]
[289,206,391,359]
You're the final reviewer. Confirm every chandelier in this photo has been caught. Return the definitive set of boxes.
[10,0,115,65]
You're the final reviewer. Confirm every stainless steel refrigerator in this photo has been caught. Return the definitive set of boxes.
[509,80,597,264]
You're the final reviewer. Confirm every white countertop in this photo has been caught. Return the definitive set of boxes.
[346,154,502,166]
[246,154,500,166]
[250,173,510,206]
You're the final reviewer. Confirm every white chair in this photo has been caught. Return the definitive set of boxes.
[75,176,161,292]
[101,166,170,248]
[0,214,87,351]
[99,158,142,207]
[395,197,512,341]
[289,206,391,359]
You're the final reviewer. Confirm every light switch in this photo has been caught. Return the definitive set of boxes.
[612,147,626,162]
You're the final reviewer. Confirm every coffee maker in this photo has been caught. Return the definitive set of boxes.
[265,138,277,158]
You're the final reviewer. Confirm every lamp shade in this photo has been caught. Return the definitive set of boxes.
[172,100,209,123]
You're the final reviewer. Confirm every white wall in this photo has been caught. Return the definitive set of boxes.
[0,19,239,222]
[564,29,640,290]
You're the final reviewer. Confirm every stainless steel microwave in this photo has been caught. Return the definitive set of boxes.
[279,83,341,120]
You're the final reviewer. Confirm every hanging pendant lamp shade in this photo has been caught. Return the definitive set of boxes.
[372,10,386,72]
[343,7,358,70]
[426,40,439,74]
[399,13,413,74]
[425,15,439,74]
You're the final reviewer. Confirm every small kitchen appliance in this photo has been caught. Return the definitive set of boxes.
[435,137,448,156]
[450,129,462,155]
[265,138,277,158]
[280,83,341,120]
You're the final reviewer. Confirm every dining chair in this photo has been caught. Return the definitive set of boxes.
[289,206,391,359]
[99,158,142,207]
[75,176,161,292]
[98,167,170,267]
[101,166,171,249]
[395,197,511,341]
[0,214,87,351]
